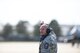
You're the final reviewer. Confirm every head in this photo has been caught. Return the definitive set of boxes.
[40,24,51,36]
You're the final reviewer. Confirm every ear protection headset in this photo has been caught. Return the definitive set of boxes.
[46,26,52,34]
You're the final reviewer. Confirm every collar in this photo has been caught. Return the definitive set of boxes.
[40,34,49,42]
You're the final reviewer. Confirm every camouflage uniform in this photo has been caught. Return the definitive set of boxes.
[39,33,57,53]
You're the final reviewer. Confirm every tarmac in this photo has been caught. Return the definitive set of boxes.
[0,42,79,53]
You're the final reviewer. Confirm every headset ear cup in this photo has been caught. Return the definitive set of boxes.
[46,28,51,34]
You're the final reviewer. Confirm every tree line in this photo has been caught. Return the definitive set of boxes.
[0,20,61,41]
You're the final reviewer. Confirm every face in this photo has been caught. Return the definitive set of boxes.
[40,25,47,36]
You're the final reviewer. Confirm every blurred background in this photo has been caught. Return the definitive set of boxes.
[0,0,80,53]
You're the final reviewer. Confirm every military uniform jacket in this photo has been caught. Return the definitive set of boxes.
[39,33,57,53]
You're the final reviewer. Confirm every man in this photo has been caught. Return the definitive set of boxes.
[39,24,57,53]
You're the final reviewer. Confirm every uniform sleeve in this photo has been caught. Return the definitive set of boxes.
[49,37,57,53]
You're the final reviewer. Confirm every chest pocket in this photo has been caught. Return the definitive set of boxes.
[44,42,49,49]
[40,41,50,49]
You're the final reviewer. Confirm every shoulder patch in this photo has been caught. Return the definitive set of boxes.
[44,42,49,49]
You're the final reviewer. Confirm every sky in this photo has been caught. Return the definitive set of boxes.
[0,0,80,26]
